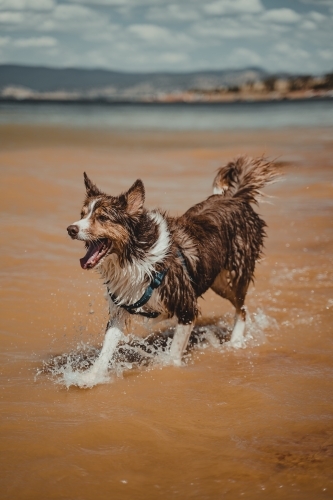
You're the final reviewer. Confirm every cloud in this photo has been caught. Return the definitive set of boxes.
[264,42,313,72]
[39,4,108,31]
[14,36,57,47]
[128,23,194,48]
[300,20,316,30]
[318,49,333,60]
[274,42,309,58]
[299,0,333,4]
[0,11,24,23]
[128,24,171,42]
[227,47,262,67]
[0,35,9,45]
[203,0,263,16]
[261,9,301,24]
[60,41,190,71]
[191,17,266,39]
[146,4,201,23]
[308,11,326,22]
[0,0,54,10]
[159,51,188,64]
[69,0,167,5]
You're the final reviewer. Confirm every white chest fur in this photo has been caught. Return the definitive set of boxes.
[99,211,170,315]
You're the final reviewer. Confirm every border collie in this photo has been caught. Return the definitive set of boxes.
[67,156,278,386]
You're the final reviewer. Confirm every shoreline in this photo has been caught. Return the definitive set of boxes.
[0,94,332,106]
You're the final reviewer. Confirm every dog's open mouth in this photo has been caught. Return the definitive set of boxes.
[80,239,112,270]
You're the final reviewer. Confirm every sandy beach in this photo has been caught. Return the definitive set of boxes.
[0,124,332,499]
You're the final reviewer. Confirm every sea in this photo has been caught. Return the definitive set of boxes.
[0,98,333,130]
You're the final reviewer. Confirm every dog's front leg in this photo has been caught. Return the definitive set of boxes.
[66,317,124,388]
[88,318,124,376]
[169,323,193,366]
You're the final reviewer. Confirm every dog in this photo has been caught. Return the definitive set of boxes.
[67,156,278,386]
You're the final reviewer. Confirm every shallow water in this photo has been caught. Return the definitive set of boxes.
[1,99,333,130]
[0,125,332,499]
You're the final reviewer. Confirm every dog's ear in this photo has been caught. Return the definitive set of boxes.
[125,179,145,217]
[83,172,101,197]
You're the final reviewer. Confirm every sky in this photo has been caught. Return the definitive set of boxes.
[0,0,332,74]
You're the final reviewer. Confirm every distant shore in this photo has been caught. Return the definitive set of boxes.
[0,93,332,105]
[1,65,332,105]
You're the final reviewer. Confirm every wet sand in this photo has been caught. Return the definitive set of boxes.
[0,124,332,499]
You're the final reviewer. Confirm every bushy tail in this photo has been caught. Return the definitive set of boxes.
[213,156,280,204]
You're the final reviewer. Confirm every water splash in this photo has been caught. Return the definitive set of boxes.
[38,309,275,388]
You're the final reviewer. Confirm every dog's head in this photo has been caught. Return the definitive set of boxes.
[67,173,145,269]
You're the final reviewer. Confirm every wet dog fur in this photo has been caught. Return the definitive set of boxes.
[67,156,278,386]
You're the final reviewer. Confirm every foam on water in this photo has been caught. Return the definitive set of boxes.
[38,309,276,388]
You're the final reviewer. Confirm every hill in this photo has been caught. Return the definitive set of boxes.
[0,64,266,100]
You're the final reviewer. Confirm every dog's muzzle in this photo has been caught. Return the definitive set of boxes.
[67,225,79,239]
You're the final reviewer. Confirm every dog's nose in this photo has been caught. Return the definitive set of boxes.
[67,225,79,238]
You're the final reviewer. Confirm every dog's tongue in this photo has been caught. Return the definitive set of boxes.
[80,241,104,269]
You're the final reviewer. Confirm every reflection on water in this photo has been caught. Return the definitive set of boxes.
[1,99,333,130]
[0,125,332,499]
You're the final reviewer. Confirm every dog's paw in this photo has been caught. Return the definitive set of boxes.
[63,367,110,388]
[226,338,246,349]
[171,357,183,367]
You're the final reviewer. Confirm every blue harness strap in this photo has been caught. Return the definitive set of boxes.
[108,268,168,319]
[107,248,192,319]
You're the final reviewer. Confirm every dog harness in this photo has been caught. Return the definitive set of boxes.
[107,249,191,319]
[107,268,168,319]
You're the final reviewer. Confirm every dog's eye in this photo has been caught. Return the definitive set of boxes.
[98,214,108,222]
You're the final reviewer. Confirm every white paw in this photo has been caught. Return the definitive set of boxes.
[227,337,246,349]
[62,367,110,388]
[172,357,183,367]
[162,353,183,367]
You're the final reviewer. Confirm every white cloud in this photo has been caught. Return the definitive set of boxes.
[65,43,189,71]
[0,11,24,23]
[227,47,262,67]
[159,52,188,64]
[274,42,305,56]
[265,44,314,73]
[299,0,333,4]
[128,23,194,48]
[203,0,263,16]
[128,24,170,42]
[0,0,54,10]
[0,35,9,45]
[261,9,301,24]
[308,11,326,22]
[318,49,333,60]
[39,4,108,31]
[300,20,316,30]
[81,24,121,42]
[191,17,265,39]
[14,36,57,47]
[69,0,167,5]
[147,4,201,23]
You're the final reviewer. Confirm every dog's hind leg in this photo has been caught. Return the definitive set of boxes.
[211,270,248,348]
[169,323,193,366]
[230,306,246,347]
